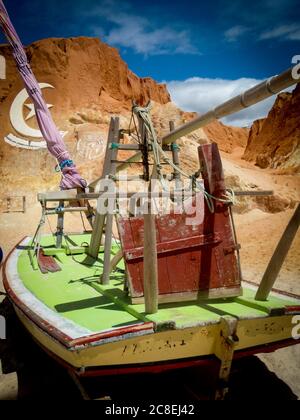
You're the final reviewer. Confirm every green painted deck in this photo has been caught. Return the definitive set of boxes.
[17,234,299,333]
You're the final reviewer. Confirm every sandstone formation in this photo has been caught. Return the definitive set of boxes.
[0,36,250,196]
[243,84,300,173]
[204,120,248,153]
[0,37,170,195]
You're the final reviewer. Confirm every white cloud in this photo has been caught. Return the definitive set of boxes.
[90,3,199,56]
[260,23,300,41]
[224,25,250,42]
[166,77,288,127]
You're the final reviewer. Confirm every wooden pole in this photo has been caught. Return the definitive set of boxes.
[101,212,114,285]
[109,249,123,273]
[56,200,64,248]
[169,121,181,187]
[169,121,181,208]
[255,203,300,301]
[114,67,299,173]
[143,202,158,314]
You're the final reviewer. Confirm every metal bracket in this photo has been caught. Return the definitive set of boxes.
[214,316,239,400]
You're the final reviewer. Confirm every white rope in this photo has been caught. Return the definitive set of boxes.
[132,103,236,213]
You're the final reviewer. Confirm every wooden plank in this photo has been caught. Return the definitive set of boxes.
[102,117,120,178]
[234,190,273,197]
[101,213,114,285]
[255,203,300,301]
[43,246,104,256]
[37,250,61,273]
[37,189,78,202]
[198,142,226,197]
[113,175,145,182]
[169,121,181,190]
[109,249,123,273]
[45,207,89,215]
[37,189,274,203]
[89,213,106,258]
[56,201,64,248]
[143,211,158,314]
[101,119,120,284]
[111,144,142,151]
[42,248,66,256]
[124,233,221,261]
[22,196,26,213]
[131,286,242,305]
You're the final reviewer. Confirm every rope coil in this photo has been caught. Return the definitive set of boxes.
[131,103,235,213]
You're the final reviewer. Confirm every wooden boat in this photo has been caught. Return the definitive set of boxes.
[3,233,300,379]
[3,146,300,402]
[1,61,299,399]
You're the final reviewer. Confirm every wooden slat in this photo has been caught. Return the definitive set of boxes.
[37,189,275,203]
[56,201,64,248]
[109,249,123,273]
[131,286,242,305]
[43,246,89,256]
[143,211,158,314]
[124,233,221,261]
[111,144,142,151]
[38,189,78,202]
[234,190,273,197]
[169,121,181,190]
[101,213,114,285]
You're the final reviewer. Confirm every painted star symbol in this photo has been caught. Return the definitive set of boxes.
[24,103,53,121]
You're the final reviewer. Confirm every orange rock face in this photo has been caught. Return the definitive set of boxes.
[178,111,249,153]
[243,84,300,173]
[0,36,250,196]
[204,120,249,153]
[0,37,170,114]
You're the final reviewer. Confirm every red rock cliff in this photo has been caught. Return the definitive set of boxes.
[243,84,300,173]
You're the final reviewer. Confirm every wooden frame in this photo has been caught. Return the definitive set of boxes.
[1,195,26,213]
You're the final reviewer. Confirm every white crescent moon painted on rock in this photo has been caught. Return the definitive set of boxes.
[9,83,54,138]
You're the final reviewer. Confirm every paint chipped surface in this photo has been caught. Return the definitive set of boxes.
[4,234,300,349]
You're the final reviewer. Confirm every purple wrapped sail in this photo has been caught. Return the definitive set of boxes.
[0,0,86,190]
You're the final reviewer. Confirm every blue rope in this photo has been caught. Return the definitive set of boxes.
[55,159,74,172]
[60,159,74,170]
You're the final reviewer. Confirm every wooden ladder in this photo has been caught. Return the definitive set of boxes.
[88,116,181,295]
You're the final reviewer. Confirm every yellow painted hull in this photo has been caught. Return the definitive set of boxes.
[5,237,300,376]
[14,304,298,373]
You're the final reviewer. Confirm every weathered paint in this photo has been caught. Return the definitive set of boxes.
[3,234,300,374]
[13,304,299,371]
[118,143,241,301]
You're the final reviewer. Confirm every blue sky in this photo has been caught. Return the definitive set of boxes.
[0,0,299,126]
